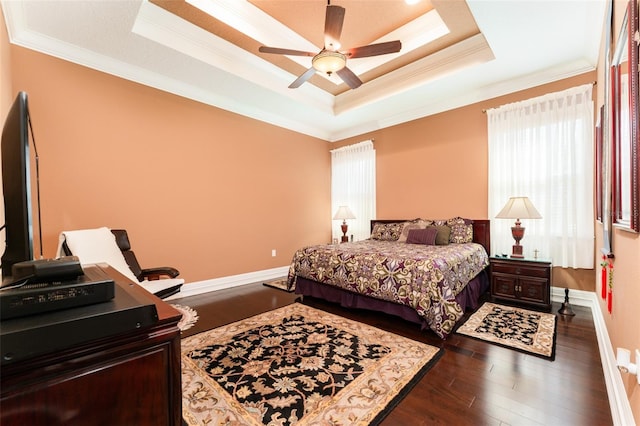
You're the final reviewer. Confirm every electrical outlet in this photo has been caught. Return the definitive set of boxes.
[271,249,276,257]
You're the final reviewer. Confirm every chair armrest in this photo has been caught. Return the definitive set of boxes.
[140,267,180,280]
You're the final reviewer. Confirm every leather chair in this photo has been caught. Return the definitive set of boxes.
[110,230,180,282]
[59,227,183,299]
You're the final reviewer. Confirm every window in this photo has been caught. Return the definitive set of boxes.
[487,84,594,268]
[331,140,376,241]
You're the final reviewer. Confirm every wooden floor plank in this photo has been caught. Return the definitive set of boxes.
[174,283,613,425]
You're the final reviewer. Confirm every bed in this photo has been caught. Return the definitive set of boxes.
[286,218,491,338]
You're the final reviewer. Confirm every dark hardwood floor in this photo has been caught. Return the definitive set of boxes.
[174,283,612,425]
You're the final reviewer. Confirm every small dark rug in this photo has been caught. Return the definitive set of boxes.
[263,277,295,292]
[181,303,443,425]
[456,302,557,359]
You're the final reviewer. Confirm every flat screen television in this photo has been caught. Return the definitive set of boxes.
[1,91,37,279]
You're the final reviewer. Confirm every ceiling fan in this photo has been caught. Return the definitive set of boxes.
[258,1,402,90]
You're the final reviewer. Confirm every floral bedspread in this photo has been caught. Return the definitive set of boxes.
[287,240,489,338]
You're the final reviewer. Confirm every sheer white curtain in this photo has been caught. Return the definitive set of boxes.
[488,84,594,268]
[331,140,376,241]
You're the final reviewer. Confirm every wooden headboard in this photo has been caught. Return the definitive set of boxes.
[370,219,491,256]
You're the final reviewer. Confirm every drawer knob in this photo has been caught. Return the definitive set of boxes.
[515,268,521,274]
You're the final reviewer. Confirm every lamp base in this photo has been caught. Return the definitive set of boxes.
[341,222,349,243]
[510,222,525,258]
[510,244,524,258]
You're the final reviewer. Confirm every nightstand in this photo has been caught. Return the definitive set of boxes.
[489,256,552,311]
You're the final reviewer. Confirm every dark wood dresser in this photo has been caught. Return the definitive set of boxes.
[0,266,183,426]
[489,256,552,311]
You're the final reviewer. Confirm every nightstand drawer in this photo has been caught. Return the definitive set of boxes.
[490,263,549,278]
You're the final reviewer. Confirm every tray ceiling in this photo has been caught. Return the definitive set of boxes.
[2,0,606,141]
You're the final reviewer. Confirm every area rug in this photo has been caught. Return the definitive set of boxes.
[262,277,295,292]
[170,304,199,332]
[181,303,443,425]
[456,302,557,359]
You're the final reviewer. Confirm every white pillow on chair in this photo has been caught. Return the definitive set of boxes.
[58,227,140,283]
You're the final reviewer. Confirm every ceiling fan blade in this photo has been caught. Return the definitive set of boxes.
[336,67,363,89]
[324,5,345,49]
[347,40,402,59]
[288,67,317,89]
[259,46,315,57]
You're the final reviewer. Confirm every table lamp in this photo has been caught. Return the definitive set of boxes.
[333,206,356,243]
[495,196,541,258]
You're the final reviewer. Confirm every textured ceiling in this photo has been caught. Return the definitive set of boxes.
[2,0,606,141]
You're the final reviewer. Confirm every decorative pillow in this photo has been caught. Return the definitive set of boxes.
[371,222,404,241]
[397,220,428,243]
[447,217,473,243]
[406,227,438,245]
[428,225,451,245]
[414,219,434,228]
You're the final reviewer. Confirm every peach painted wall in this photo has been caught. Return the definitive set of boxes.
[335,74,595,220]
[336,103,489,220]
[594,0,640,420]
[602,228,640,420]
[1,6,10,111]
[5,44,331,283]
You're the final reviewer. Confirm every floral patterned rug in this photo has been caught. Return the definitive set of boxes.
[181,303,443,425]
[456,302,557,359]
[262,277,294,292]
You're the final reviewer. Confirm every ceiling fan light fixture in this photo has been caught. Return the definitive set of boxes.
[312,50,346,75]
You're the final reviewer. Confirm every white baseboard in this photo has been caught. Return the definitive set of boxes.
[164,266,289,300]
[551,287,635,426]
[169,278,634,425]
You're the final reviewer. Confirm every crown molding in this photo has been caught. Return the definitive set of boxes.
[327,61,595,142]
[334,33,494,116]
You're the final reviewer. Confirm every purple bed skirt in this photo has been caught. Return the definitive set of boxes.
[294,270,489,333]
